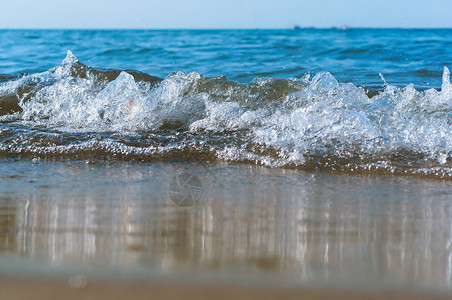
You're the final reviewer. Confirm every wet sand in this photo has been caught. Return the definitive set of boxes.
[1,275,452,300]
[0,158,451,298]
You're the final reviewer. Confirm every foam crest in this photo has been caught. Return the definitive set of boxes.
[1,52,451,177]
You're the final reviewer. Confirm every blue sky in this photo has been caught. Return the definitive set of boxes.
[1,0,452,29]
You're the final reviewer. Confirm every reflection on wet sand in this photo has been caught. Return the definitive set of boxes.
[0,198,15,252]
[0,161,452,289]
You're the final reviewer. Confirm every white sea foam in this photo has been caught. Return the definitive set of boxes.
[2,51,451,175]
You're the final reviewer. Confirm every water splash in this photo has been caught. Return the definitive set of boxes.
[0,52,451,178]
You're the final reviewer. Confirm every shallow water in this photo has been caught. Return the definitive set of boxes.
[1,29,452,178]
[0,29,452,293]
[0,159,451,290]
[0,49,451,177]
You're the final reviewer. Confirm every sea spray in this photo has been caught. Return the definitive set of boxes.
[0,52,450,178]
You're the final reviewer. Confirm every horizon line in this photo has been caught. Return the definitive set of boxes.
[1,26,452,31]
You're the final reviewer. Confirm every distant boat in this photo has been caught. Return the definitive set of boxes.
[293,25,315,30]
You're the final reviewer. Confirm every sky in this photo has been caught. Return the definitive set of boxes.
[1,0,452,29]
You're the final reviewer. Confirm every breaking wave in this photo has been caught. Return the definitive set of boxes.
[0,51,451,178]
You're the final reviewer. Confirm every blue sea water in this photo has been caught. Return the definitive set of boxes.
[0,29,451,177]
[2,29,452,87]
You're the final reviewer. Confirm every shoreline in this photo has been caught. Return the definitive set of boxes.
[1,159,452,296]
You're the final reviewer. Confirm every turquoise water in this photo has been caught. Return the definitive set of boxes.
[0,29,451,177]
[2,29,452,87]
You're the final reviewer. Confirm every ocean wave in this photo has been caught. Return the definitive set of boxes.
[0,51,451,178]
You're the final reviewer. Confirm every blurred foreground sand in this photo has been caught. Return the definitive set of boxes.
[1,275,451,300]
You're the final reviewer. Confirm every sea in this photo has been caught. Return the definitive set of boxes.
[0,29,452,294]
